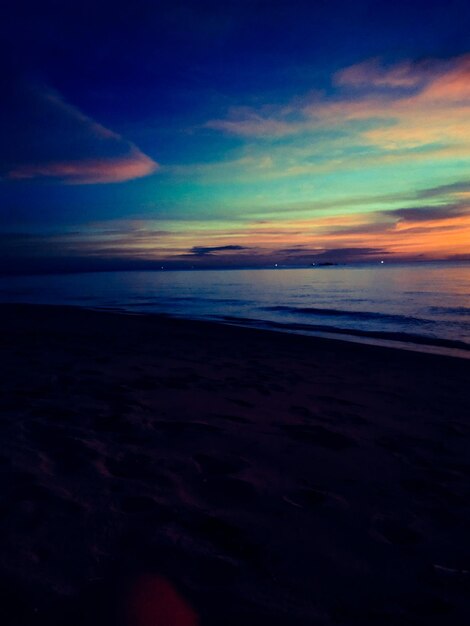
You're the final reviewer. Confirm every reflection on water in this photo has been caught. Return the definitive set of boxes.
[0,262,469,355]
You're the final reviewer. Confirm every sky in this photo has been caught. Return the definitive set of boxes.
[1,0,470,273]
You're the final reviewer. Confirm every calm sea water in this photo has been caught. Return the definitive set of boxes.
[1,263,470,357]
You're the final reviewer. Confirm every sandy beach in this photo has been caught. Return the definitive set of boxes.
[0,303,469,625]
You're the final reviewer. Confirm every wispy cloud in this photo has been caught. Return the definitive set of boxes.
[206,108,298,139]
[388,203,468,222]
[2,197,469,273]
[207,54,470,155]
[1,80,158,184]
[334,58,427,89]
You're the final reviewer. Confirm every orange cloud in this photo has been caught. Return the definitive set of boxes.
[8,150,158,184]
[3,204,468,269]
[2,81,159,184]
[208,53,470,156]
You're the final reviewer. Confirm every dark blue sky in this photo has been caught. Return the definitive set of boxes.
[1,0,470,272]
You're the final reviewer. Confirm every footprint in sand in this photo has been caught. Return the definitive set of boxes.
[193,453,247,476]
[130,375,193,391]
[153,421,220,435]
[283,487,328,509]
[189,514,261,565]
[226,397,254,408]
[28,404,79,421]
[323,409,368,425]
[400,478,462,505]
[210,413,249,424]
[281,424,356,450]
[93,413,136,436]
[28,424,98,474]
[106,454,173,487]
[6,483,82,534]
[200,476,257,508]
[372,516,422,546]
[120,495,167,516]
[289,405,317,419]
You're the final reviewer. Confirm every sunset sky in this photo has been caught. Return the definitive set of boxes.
[1,0,470,272]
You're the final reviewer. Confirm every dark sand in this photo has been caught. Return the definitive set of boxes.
[0,303,469,625]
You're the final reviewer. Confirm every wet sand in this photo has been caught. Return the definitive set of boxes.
[0,303,469,625]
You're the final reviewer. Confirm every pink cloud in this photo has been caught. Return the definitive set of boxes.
[8,149,158,184]
[207,53,470,154]
[334,58,424,89]
[2,82,159,184]
[206,108,297,138]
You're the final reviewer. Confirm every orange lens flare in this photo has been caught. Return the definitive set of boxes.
[126,575,198,626]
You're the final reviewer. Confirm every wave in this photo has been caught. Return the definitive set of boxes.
[171,297,248,305]
[126,297,247,306]
[216,315,470,351]
[263,305,434,325]
[429,306,470,316]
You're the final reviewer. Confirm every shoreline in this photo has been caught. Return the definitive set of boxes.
[0,303,469,625]
[3,301,470,361]
[212,315,470,360]
[1,262,469,362]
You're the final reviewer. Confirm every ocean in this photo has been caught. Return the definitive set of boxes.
[1,262,469,358]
